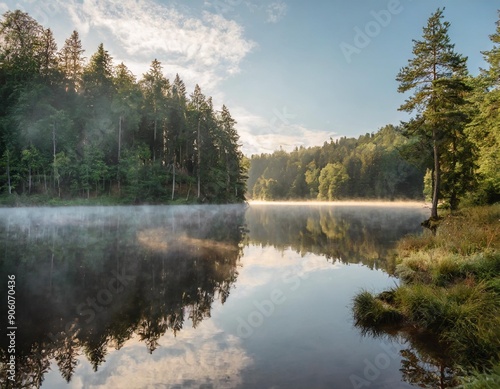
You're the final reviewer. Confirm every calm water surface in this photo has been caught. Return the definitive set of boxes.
[0,203,433,388]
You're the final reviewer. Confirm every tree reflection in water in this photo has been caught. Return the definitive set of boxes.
[247,204,464,388]
[0,203,440,388]
[0,205,245,387]
[354,324,461,388]
[245,204,428,274]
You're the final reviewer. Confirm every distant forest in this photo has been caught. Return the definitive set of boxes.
[248,125,425,201]
[0,10,246,204]
[248,9,500,208]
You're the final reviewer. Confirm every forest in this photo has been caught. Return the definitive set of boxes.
[0,10,246,204]
[248,125,426,201]
[248,9,499,214]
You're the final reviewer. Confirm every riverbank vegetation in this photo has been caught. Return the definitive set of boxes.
[0,10,246,205]
[353,205,500,385]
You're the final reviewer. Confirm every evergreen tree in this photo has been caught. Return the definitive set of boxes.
[58,30,85,92]
[139,59,170,163]
[0,9,246,203]
[39,28,59,80]
[396,8,471,216]
[82,44,115,162]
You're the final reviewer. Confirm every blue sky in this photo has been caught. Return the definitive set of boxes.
[1,0,498,155]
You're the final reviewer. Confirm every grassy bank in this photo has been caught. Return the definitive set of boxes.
[353,204,500,385]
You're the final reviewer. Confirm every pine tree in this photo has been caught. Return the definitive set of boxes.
[396,8,471,217]
[139,59,170,162]
[58,30,85,92]
[39,28,59,80]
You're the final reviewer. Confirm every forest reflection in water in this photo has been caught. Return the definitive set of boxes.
[245,202,429,274]
[0,203,461,388]
[0,205,245,388]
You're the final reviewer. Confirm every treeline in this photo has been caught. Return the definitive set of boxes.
[0,10,246,204]
[248,125,426,200]
[249,9,500,208]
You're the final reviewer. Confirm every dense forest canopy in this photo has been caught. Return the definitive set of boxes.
[247,9,499,210]
[0,10,246,203]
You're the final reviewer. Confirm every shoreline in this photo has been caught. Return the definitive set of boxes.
[248,200,431,208]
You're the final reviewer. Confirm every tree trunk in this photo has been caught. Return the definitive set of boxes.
[431,134,440,219]
[171,154,176,201]
[118,115,122,161]
[28,166,32,194]
[6,150,12,195]
[52,121,58,194]
[197,119,201,199]
[153,118,157,162]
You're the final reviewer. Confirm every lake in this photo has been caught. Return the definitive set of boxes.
[0,202,433,388]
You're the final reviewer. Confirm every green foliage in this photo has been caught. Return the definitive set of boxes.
[353,290,403,328]
[248,125,425,200]
[0,10,245,204]
[396,8,473,217]
[318,162,348,200]
[354,204,500,378]
[462,364,500,389]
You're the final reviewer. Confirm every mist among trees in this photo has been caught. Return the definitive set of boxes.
[0,10,246,204]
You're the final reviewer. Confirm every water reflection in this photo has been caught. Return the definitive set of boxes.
[0,203,446,388]
[0,205,245,388]
[245,203,429,274]
[355,326,460,388]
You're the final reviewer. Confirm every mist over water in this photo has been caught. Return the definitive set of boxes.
[0,203,432,388]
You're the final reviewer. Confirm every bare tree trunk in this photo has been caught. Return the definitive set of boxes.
[171,154,176,201]
[197,119,201,199]
[153,118,157,162]
[52,121,59,196]
[6,150,12,195]
[118,115,122,161]
[28,167,32,194]
[118,115,122,196]
[431,132,440,219]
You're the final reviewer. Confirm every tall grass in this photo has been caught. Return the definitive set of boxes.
[353,204,500,376]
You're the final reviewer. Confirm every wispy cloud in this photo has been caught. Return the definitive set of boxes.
[66,319,252,388]
[231,106,336,155]
[54,0,256,90]
[266,1,287,23]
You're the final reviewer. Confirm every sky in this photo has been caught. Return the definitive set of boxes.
[1,0,499,156]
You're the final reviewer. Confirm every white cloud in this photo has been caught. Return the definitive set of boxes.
[72,320,252,388]
[230,106,336,155]
[235,245,341,292]
[266,1,287,23]
[55,0,256,91]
